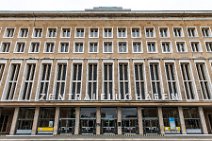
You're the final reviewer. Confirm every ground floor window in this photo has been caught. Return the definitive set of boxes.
[101,108,117,135]
[183,107,202,134]
[59,108,75,134]
[162,107,181,134]
[142,108,160,134]
[16,108,35,135]
[121,108,138,134]
[37,108,55,135]
[80,108,96,134]
[0,108,14,135]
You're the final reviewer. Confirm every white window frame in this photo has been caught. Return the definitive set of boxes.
[28,41,41,53]
[161,41,172,53]
[14,41,26,53]
[146,41,158,53]
[69,60,83,100]
[102,60,115,100]
[173,27,184,38]
[117,27,127,38]
[189,41,202,52]
[103,27,113,38]
[73,41,84,53]
[60,27,71,38]
[18,60,37,101]
[43,41,55,53]
[179,60,199,101]
[204,40,212,52]
[159,26,170,38]
[89,27,99,38]
[4,27,16,38]
[18,27,29,38]
[0,60,7,85]
[58,41,70,53]
[46,27,57,38]
[187,26,198,38]
[75,27,85,38]
[145,27,156,38]
[103,41,113,53]
[132,41,143,53]
[117,41,128,53]
[175,41,188,53]
[0,41,11,53]
[131,27,141,38]
[201,26,212,37]
[32,27,43,38]
[88,41,99,53]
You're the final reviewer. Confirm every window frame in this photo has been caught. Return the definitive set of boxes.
[58,41,70,53]
[103,27,113,38]
[187,26,198,38]
[43,41,55,53]
[3,27,16,38]
[160,41,172,53]
[0,41,12,53]
[14,41,26,53]
[89,27,99,38]
[32,27,43,38]
[117,41,128,53]
[88,41,99,53]
[117,27,127,38]
[28,41,41,53]
[172,26,184,38]
[131,27,141,38]
[18,27,29,38]
[200,26,212,37]
[103,41,113,53]
[132,41,143,53]
[144,27,156,38]
[158,26,170,38]
[175,41,188,53]
[75,27,85,38]
[60,27,71,38]
[146,41,158,53]
[46,27,57,38]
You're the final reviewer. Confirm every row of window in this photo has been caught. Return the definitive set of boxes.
[2,26,212,38]
[1,40,212,53]
[1,60,212,101]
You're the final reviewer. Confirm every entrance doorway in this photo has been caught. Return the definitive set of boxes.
[101,108,117,135]
[142,108,160,134]
[0,108,14,135]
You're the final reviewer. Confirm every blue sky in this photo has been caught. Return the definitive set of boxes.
[0,0,212,10]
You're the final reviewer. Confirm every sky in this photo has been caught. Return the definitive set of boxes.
[0,0,212,11]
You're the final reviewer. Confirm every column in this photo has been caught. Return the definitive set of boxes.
[32,107,40,135]
[117,107,122,135]
[96,107,101,135]
[137,107,143,135]
[158,107,164,135]
[178,107,186,134]
[9,107,19,135]
[53,107,60,135]
[199,107,208,134]
[74,107,80,135]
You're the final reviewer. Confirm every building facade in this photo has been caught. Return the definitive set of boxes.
[0,8,212,136]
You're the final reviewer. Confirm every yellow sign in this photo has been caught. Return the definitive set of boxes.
[37,127,54,132]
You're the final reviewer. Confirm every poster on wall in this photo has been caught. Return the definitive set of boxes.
[169,117,176,130]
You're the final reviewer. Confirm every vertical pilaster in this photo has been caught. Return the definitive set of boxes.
[32,107,40,135]
[137,107,143,135]
[117,107,122,135]
[96,107,101,135]
[9,107,19,135]
[53,107,60,135]
[74,107,80,135]
[199,107,208,134]
[158,107,164,135]
[178,107,186,134]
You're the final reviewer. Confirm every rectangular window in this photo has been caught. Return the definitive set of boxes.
[173,27,183,37]
[145,28,154,38]
[103,63,113,100]
[180,63,195,100]
[187,28,197,37]
[19,28,28,38]
[0,42,10,52]
[165,63,178,100]
[195,63,211,99]
[89,28,98,38]
[131,28,140,38]
[61,28,70,38]
[4,28,15,37]
[104,28,112,38]
[71,63,82,100]
[147,42,156,53]
[20,64,36,100]
[176,42,186,52]
[45,42,54,53]
[118,28,127,38]
[134,63,145,100]
[89,42,98,53]
[5,64,20,100]
[55,63,67,100]
[0,63,5,82]
[191,42,201,52]
[161,42,171,53]
[118,42,127,53]
[132,42,142,53]
[33,28,42,38]
[75,28,84,38]
[87,63,98,100]
[103,42,112,53]
[47,28,57,38]
[205,42,212,52]
[202,27,211,37]
[29,42,40,53]
[59,42,69,53]
[74,42,84,53]
[38,63,51,100]
[15,42,25,53]
[119,63,130,100]
[159,28,168,37]
[150,63,162,99]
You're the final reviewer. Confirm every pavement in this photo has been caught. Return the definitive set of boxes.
[1,135,212,141]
